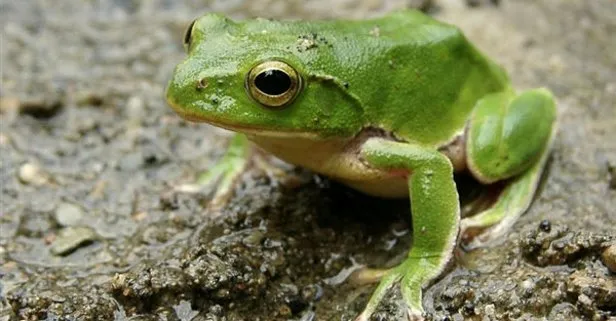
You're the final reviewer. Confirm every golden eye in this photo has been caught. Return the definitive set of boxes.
[245,60,302,108]
[183,19,197,52]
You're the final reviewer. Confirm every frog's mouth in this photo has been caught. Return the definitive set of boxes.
[167,101,321,140]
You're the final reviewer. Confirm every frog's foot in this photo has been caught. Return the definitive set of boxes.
[251,150,306,189]
[174,134,252,208]
[460,146,549,249]
[355,257,447,321]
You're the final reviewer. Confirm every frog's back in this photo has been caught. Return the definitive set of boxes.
[321,11,509,146]
[361,11,510,146]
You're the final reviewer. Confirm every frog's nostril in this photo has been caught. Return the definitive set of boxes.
[196,78,209,90]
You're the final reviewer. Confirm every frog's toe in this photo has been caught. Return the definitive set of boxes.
[400,270,425,321]
[355,263,427,321]
[405,309,425,321]
[350,267,392,285]
[354,268,403,321]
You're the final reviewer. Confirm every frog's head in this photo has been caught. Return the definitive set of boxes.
[166,13,364,139]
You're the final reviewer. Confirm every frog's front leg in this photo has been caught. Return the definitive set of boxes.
[356,138,460,321]
[462,88,557,249]
[175,133,252,208]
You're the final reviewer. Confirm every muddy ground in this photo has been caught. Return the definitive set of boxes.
[1,0,615,320]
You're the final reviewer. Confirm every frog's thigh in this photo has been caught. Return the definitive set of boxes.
[356,138,459,320]
[463,88,557,248]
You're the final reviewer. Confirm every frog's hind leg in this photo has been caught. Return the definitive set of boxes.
[461,88,557,250]
[461,139,552,249]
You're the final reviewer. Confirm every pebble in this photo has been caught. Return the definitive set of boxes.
[408,0,434,11]
[50,226,97,256]
[18,97,63,119]
[0,97,20,114]
[18,162,49,186]
[466,0,500,7]
[54,202,84,227]
[601,244,616,273]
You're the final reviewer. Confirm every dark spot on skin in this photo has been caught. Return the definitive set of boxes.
[211,97,219,104]
[539,220,551,232]
[296,32,333,51]
[196,78,208,90]
[342,82,349,89]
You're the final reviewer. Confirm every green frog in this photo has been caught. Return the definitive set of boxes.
[166,10,557,320]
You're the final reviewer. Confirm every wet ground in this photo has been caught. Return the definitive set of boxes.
[1,0,615,320]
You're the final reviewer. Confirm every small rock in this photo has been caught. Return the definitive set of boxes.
[18,96,64,119]
[602,244,616,273]
[54,202,84,227]
[50,226,97,256]
[466,0,500,7]
[0,133,10,146]
[0,96,20,114]
[173,300,199,321]
[408,0,435,12]
[539,219,551,232]
[242,230,265,247]
[567,270,616,309]
[126,95,145,126]
[18,162,49,186]
[75,91,104,106]
[577,293,592,307]
[607,161,616,190]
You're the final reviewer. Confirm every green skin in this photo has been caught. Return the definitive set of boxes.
[166,10,557,320]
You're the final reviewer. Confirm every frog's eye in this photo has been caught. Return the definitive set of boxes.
[245,60,302,108]
[183,19,197,52]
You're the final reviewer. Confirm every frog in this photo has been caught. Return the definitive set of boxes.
[165,10,557,320]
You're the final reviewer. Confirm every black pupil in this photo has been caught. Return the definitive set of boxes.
[255,69,292,95]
